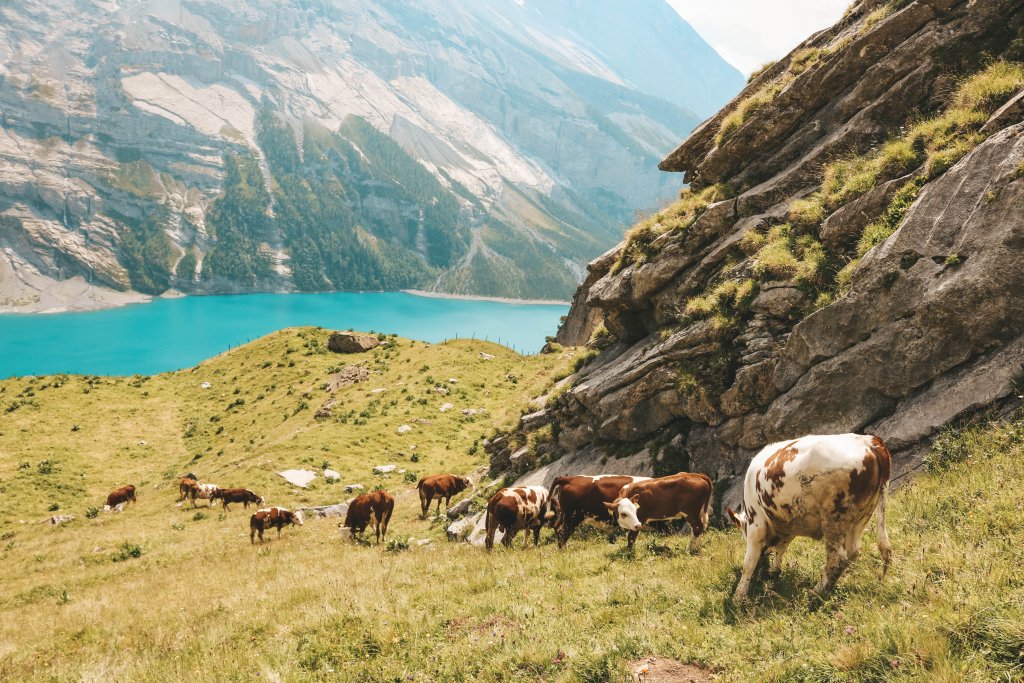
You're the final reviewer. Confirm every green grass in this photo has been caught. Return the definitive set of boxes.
[2,331,1024,679]
[717,74,795,145]
[615,184,731,271]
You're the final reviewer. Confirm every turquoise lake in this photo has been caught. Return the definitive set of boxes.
[0,292,568,378]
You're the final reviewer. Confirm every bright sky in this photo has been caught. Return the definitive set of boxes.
[668,0,851,75]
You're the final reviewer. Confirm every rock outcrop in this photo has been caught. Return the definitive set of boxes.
[490,0,1024,509]
[327,332,380,354]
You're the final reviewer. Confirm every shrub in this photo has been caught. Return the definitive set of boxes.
[385,536,411,553]
[47,503,59,512]
[84,506,99,519]
[403,471,418,484]
[111,542,143,562]
[787,194,826,227]
[952,61,1024,114]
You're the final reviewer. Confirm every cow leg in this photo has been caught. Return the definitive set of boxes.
[768,538,793,576]
[814,538,850,596]
[626,529,639,551]
[532,521,541,547]
[688,514,707,554]
[223,501,230,511]
[876,484,892,576]
[503,528,516,548]
[734,525,768,603]
[557,511,579,549]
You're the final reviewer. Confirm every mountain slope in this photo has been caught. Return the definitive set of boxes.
[1,331,1023,679]
[0,0,743,309]
[490,0,1024,505]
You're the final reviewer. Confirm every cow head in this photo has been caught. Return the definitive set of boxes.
[257,495,266,506]
[458,476,472,491]
[726,507,747,534]
[292,510,305,527]
[338,524,356,543]
[604,495,642,532]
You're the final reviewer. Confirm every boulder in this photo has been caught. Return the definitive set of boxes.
[446,498,474,520]
[439,402,454,412]
[327,332,380,354]
[396,424,412,434]
[447,514,478,541]
[322,469,341,481]
[298,503,348,518]
[344,483,365,493]
[277,469,316,488]
[373,464,397,474]
[325,365,369,391]
[48,514,75,525]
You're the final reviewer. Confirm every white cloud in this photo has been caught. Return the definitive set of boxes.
[668,0,850,75]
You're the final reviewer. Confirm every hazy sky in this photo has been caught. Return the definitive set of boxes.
[668,0,851,75]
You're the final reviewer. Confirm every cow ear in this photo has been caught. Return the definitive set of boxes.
[629,494,640,506]
[726,507,740,527]
[603,500,619,511]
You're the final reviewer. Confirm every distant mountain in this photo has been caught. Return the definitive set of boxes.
[0,0,743,308]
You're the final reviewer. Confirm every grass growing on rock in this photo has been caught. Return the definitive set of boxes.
[2,337,1024,679]
[717,73,795,145]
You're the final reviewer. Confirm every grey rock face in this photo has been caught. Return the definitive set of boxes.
[536,0,1024,505]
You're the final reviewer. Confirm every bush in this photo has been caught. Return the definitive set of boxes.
[403,471,418,484]
[384,536,410,553]
[111,542,143,562]
[84,506,99,519]
[47,503,59,512]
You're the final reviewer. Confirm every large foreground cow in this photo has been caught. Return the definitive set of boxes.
[728,433,892,602]
[249,507,303,543]
[339,490,394,544]
[104,484,137,511]
[484,486,555,550]
[605,473,712,551]
[550,475,650,548]
[417,474,470,518]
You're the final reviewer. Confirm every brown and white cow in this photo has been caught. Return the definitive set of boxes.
[727,434,892,602]
[484,485,555,550]
[249,507,304,543]
[605,473,713,552]
[104,484,137,511]
[186,482,220,508]
[550,475,651,548]
[339,490,395,544]
[215,488,264,511]
[417,474,471,518]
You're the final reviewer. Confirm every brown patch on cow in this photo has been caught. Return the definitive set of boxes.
[849,450,881,504]
[630,657,715,682]
[869,435,892,483]
[525,488,538,503]
[833,490,848,515]
[755,478,776,511]
[765,441,799,488]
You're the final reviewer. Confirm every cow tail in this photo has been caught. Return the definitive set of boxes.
[550,476,569,499]
[876,481,892,576]
[416,477,425,490]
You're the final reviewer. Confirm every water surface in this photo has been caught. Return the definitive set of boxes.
[0,292,568,377]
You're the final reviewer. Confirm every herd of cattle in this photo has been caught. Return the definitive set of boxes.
[101,433,891,601]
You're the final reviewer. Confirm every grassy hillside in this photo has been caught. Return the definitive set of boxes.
[1,331,1023,681]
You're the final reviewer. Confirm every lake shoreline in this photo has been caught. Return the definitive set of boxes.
[402,289,571,306]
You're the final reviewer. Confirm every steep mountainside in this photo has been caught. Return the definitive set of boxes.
[496,0,1024,505]
[0,0,742,309]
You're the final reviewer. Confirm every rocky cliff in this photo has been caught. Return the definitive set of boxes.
[0,0,743,310]
[495,0,1024,508]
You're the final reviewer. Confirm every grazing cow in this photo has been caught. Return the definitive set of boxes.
[550,474,651,548]
[104,484,137,511]
[215,488,264,511]
[249,507,304,543]
[417,474,471,518]
[187,482,220,508]
[727,434,892,602]
[605,473,713,552]
[484,485,555,550]
[178,477,197,500]
[339,490,394,544]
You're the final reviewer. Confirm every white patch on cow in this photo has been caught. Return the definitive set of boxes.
[610,498,642,532]
[338,525,355,543]
[293,510,304,526]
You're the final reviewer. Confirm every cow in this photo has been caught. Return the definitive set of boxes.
[186,482,220,508]
[484,485,555,550]
[417,474,471,518]
[550,474,651,548]
[249,507,304,543]
[215,488,264,511]
[178,476,197,500]
[339,490,394,544]
[104,484,137,511]
[727,434,892,603]
[604,473,713,552]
